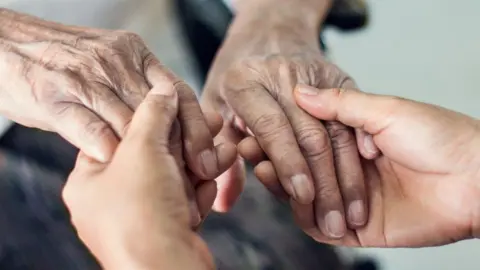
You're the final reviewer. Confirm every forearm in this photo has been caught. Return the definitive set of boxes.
[0,8,88,42]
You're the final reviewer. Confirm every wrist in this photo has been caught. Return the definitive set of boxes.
[97,231,213,270]
[0,8,81,43]
[226,0,332,49]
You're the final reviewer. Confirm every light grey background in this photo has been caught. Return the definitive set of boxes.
[325,0,480,269]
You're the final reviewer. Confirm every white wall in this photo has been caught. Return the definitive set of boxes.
[324,0,480,269]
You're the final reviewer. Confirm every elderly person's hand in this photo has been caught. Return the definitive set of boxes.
[293,86,480,247]
[63,86,234,269]
[0,8,227,184]
[202,0,376,239]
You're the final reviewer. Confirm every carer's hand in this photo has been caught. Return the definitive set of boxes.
[0,9,224,182]
[294,86,480,247]
[63,86,222,270]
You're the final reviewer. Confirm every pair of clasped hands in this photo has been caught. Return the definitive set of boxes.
[64,86,480,270]
[2,8,479,270]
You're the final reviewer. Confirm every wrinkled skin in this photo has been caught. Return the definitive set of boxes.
[294,87,480,247]
[63,87,231,269]
[0,10,226,186]
[202,26,377,238]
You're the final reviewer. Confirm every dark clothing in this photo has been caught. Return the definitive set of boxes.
[0,0,372,269]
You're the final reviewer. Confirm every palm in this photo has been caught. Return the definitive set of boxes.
[307,155,477,247]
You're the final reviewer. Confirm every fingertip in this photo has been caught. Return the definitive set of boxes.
[347,200,368,228]
[238,136,265,166]
[203,110,223,137]
[212,158,246,212]
[356,131,380,159]
[83,130,118,163]
[216,142,237,174]
[294,85,335,120]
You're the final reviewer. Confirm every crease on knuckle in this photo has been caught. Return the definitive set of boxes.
[326,121,355,151]
[251,113,289,142]
[83,120,112,140]
[314,178,339,200]
[297,126,331,160]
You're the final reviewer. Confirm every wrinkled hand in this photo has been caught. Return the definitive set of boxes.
[202,30,377,238]
[0,10,226,183]
[63,86,229,269]
[295,86,480,247]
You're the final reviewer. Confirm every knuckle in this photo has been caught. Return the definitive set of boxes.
[297,126,331,159]
[325,121,355,150]
[223,59,262,86]
[112,30,145,45]
[315,179,340,199]
[144,95,176,115]
[251,113,290,140]
[83,119,112,139]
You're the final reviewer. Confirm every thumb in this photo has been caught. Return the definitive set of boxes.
[294,85,398,136]
[125,83,178,146]
[55,104,119,163]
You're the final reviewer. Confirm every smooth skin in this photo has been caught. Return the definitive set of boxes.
[291,85,480,247]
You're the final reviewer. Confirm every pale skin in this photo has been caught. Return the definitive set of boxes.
[0,2,375,238]
[0,7,238,225]
[63,87,218,270]
[292,86,480,247]
[67,87,480,269]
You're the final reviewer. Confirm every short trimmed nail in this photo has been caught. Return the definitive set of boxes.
[363,134,376,154]
[199,149,218,176]
[296,85,320,96]
[348,200,366,226]
[324,211,346,238]
[291,174,314,204]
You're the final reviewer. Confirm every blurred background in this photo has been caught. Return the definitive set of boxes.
[150,0,480,269]
[1,0,479,269]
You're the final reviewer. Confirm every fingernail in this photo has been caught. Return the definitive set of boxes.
[93,148,110,163]
[150,83,176,96]
[348,200,366,226]
[199,149,218,177]
[296,84,321,96]
[189,200,201,226]
[324,211,346,238]
[291,174,314,204]
[363,134,376,154]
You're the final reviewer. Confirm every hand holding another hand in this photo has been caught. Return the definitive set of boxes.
[63,85,235,269]
[295,86,480,247]
[0,9,228,184]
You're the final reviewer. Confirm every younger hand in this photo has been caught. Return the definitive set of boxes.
[294,86,480,247]
[63,86,234,269]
